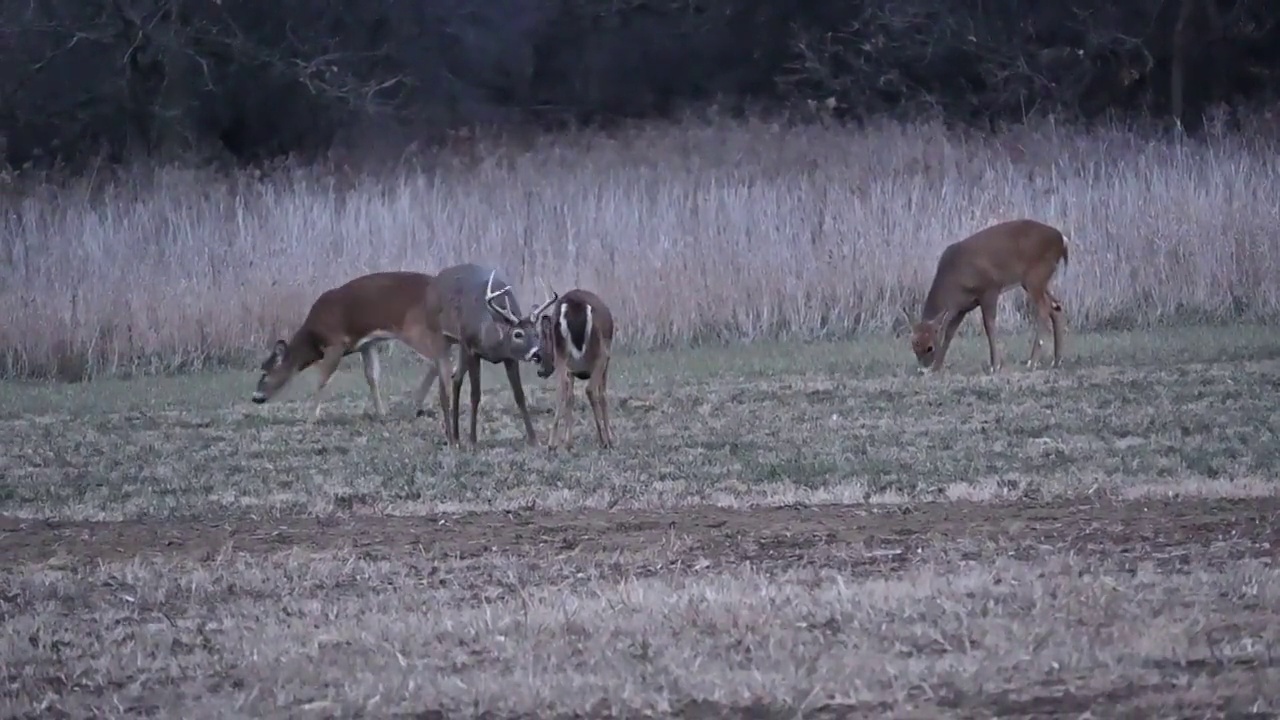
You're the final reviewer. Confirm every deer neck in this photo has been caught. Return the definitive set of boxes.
[285,329,323,371]
[919,277,960,325]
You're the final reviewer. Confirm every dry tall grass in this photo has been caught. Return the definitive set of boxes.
[2,116,1278,380]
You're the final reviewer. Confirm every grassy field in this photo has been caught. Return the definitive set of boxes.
[1,324,1278,520]
[2,324,1279,717]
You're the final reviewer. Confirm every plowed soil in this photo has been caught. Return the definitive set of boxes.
[5,494,1275,571]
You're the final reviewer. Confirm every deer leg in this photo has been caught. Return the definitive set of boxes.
[415,346,464,418]
[308,347,345,422]
[466,352,482,446]
[504,359,538,446]
[978,292,1002,373]
[359,346,387,417]
[412,365,438,418]
[450,349,469,444]
[1048,291,1065,367]
[563,371,578,445]
[548,368,573,450]
[585,366,609,449]
[599,355,614,448]
[931,308,970,373]
[435,353,458,445]
[546,366,564,450]
[1021,287,1049,369]
[400,332,458,445]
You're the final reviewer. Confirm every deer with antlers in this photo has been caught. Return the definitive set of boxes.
[409,263,558,447]
[251,271,451,422]
[909,218,1070,373]
[532,288,616,450]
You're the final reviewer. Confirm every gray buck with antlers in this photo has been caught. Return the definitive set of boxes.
[411,263,558,447]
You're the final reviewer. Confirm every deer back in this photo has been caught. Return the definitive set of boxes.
[946,219,1066,287]
[429,262,539,362]
[922,219,1067,320]
[307,271,434,344]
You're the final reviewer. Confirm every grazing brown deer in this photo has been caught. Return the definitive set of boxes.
[409,263,558,447]
[251,271,452,422]
[910,218,1070,373]
[533,288,616,450]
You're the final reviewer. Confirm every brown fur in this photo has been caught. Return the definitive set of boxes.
[910,218,1070,373]
[535,289,616,449]
[252,271,447,422]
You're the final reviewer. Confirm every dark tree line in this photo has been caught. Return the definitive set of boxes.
[1,0,1278,170]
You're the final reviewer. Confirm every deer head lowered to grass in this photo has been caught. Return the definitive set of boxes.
[251,270,449,422]
[909,218,1070,374]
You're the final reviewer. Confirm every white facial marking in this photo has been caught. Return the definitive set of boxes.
[252,391,267,401]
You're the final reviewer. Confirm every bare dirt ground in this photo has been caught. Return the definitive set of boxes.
[2,494,1275,572]
[2,327,1279,718]
[3,495,1278,718]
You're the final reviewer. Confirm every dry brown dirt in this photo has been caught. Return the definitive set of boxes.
[4,495,1276,572]
[4,496,1279,718]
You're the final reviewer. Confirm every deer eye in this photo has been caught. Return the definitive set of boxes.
[925,345,934,353]
[511,329,525,341]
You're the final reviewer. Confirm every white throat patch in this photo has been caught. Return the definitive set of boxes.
[560,303,591,360]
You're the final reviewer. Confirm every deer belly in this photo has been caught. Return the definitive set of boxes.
[352,330,398,351]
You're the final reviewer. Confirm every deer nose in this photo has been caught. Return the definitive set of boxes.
[251,392,267,404]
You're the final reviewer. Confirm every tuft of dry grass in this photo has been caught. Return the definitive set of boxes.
[2,117,1279,379]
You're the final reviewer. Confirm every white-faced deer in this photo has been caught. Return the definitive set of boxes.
[910,218,1070,373]
[409,263,558,447]
[252,271,453,422]
[533,288,616,450]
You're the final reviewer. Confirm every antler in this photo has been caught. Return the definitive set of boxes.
[484,270,522,325]
[528,284,560,321]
